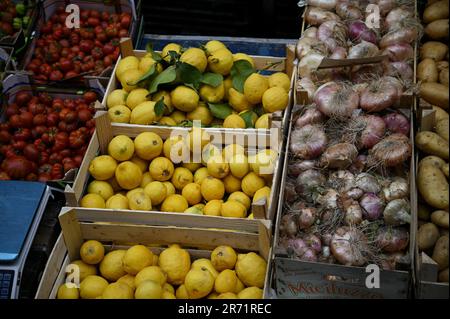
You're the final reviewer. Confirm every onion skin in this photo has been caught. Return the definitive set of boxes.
[297,78,317,104]
[357,115,386,149]
[295,107,325,128]
[348,41,380,59]
[383,177,409,201]
[314,82,359,118]
[343,199,363,225]
[376,226,409,253]
[336,2,362,21]
[290,124,328,159]
[320,143,358,169]
[382,43,414,62]
[305,6,340,26]
[318,20,348,51]
[280,213,299,237]
[355,173,381,194]
[360,193,385,221]
[328,170,355,192]
[380,27,418,48]
[385,7,413,31]
[345,188,364,200]
[298,52,326,79]
[383,199,411,226]
[331,226,369,266]
[317,189,340,210]
[368,133,412,167]
[304,233,322,253]
[360,79,400,112]
[348,21,377,44]
[349,155,367,174]
[383,61,414,82]
[383,113,410,136]
[284,179,298,203]
[288,160,317,176]
[295,169,326,202]
[307,0,337,10]
[351,64,384,84]
[296,37,324,59]
[330,47,347,59]
[303,27,318,39]
[298,207,317,230]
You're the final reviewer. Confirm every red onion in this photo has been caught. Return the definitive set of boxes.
[290,125,328,159]
[330,46,347,59]
[285,238,307,257]
[355,173,381,193]
[345,188,364,200]
[383,61,414,81]
[381,252,408,270]
[280,213,299,237]
[344,199,363,225]
[360,78,399,112]
[368,133,412,167]
[303,26,318,39]
[295,169,326,202]
[295,107,325,128]
[383,199,411,226]
[305,6,340,26]
[376,226,409,253]
[307,0,337,10]
[385,7,413,31]
[374,0,395,16]
[348,21,377,44]
[318,20,348,51]
[303,233,322,253]
[348,41,380,59]
[349,154,368,174]
[351,64,384,84]
[379,27,419,48]
[356,115,386,149]
[383,113,410,136]
[360,193,385,221]
[298,248,318,262]
[317,189,340,210]
[336,1,363,21]
[288,160,317,176]
[382,43,414,62]
[328,170,355,192]
[284,179,297,203]
[330,226,369,266]
[298,207,317,229]
[314,82,359,118]
[320,143,358,169]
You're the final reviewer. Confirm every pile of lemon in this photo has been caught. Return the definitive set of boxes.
[57,240,266,299]
[106,40,290,129]
[81,129,276,218]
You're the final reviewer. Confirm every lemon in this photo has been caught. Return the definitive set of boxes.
[182,183,202,205]
[241,172,266,197]
[159,244,191,285]
[262,86,289,113]
[106,193,128,209]
[223,76,233,100]
[159,117,177,126]
[163,181,176,196]
[163,282,175,294]
[233,53,255,68]
[253,186,271,205]
[87,180,114,201]
[199,82,225,103]
[223,113,246,128]
[244,73,269,104]
[192,258,219,279]
[126,88,149,110]
[80,193,105,208]
[89,155,117,181]
[102,282,133,299]
[208,48,234,76]
[194,203,206,211]
[255,113,270,129]
[120,69,143,92]
[189,127,211,155]
[170,110,187,124]
[149,157,174,181]
[171,167,193,190]
[223,144,245,162]
[205,40,227,53]
[182,162,202,172]
[217,292,238,299]
[235,252,266,288]
[162,291,176,299]
[208,292,219,299]
[184,267,215,299]
[161,43,182,62]
[171,86,199,112]
[176,284,189,299]
[108,105,131,123]
[130,155,149,174]
[234,277,245,294]
[247,213,254,219]
[117,274,136,290]
[123,245,154,275]
[238,287,263,299]
[184,206,203,215]
[79,275,108,299]
[161,194,189,213]
[135,266,167,287]
[223,175,241,193]
[57,283,79,299]
[108,135,135,162]
[187,103,213,125]
[221,200,247,218]
[229,154,249,179]
[135,280,163,299]
[215,269,238,294]
[139,56,162,74]
[180,47,208,73]
[194,167,210,184]
[228,192,251,210]
[268,72,291,92]
[211,246,237,271]
[251,149,278,177]
[201,176,225,201]
[68,260,97,282]
[107,89,128,109]
[163,135,188,161]
[130,101,159,124]
[207,155,229,178]
[126,188,144,201]
[115,161,142,190]
[134,132,163,161]
[128,191,152,211]
[201,144,222,166]
[143,181,167,206]
[152,91,173,114]
[229,88,253,112]
[116,56,140,80]
[203,200,223,216]
[99,249,127,281]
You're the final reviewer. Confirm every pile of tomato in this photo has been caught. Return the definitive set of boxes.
[0,91,97,181]
[25,6,132,82]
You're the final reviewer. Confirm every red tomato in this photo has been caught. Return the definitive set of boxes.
[13,128,32,141]
[19,112,34,128]
[15,91,32,106]
[118,29,128,37]
[33,114,47,126]
[91,47,103,60]
[49,70,64,81]
[78,109,93,122]
[83,91,97,103]
[24,144,39,161]
[88,17,100,27]
[46,113,59,127]
[0,130,11,144]
[60,58,73,72]
[80,39,94,53]
[51,163,64,179]
[120,14,131,29]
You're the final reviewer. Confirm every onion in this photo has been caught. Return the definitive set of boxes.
[290,125,328,159]
[298,207,317,230]
[351,64,384,84]
[296,78,317,104]
[355,173,381,193]
[322,233,333,246]
[381,252,408,270]
[318,20,348,51]
[288,160,317,176]
[374,0,395,16]
[284,179,298,203]
[330,226,369,266]
[368,133,412,167]
[345,188,364,200]
[383,177,409,201]
[383,199,411,226]
[295,169,326,202]
[336,1,363,21]
[360,193,385,221]
[344,199,363,225]
[298,52,326,79]
[320,143,358,169]
[383,61,414,82]
[303,26,318,38]
[383,113,410,136]
[354,115,386,149]
[314,82,359,118]
[298,248,318,262]
[305,6,340,26]
[285,238,308,258]
[348,21,377,44]
[385,7,413,30]
[296,37,325,59]
[348,41,380,59]
[382,43,414,62]
[379,27,419,48]
[317,189,340,210]
[330,46,347,59]
[360,77,399,112]
[295,107,325,128]
[376,226,409,253]
[328,170,355,192]
[304,233,322,253]
[280,213,299,237]
[349,154,368,174]
[307,0,337,10]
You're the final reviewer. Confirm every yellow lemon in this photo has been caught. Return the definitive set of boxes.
[201,144,222,166]
[201,176,225,201]
[130,155,149,174]
[192,258,219,279]
[244,73,269,104]
[120,69,143,92]
[233,53,255,68]
[184,267,215,299]
[223,174,241,193]
[223,113,246,128]
[139,56,162,74]
[171,86,199,112]
[158,244,191,285]
[99,249,127,281]
[159,116,177,126]
[262,86,289,113]
[130,101,159,125]
[134,132,163,161]
[162,291,176,299]
[204,199,223,216]
[170,110,187,124]
[163,282,175,294]
[123,245,154,275]
[221,200,247,218]
[89,155,117,181]
[57,283,79,299]
[68,260,97,282]
[217,292,238,299]
[182,183,202,205]
[223,144,245,162]
[152,91,173,115]
[215,269,238,294]
[208,48,234,75]
[229,154,249,179]
[182,162,202,172]
[107,89,128,109]
[187,103,213,125]
[149,157,174,181]
[194,203,205,211]
[126,188,144,201]
[161,194,189,213]
[253,186,271,205]
[223,76,233,100]
[235,252,267,288]
[176,284,189,299]
[135,266,167,287]
[163,135,188,162]
[163,181,176,196]
[135,280,163,299]
[199,82,225,103]
[108,105,131,123]
[117,274,136,291]
[184,205,203,215]
[116,56,140,80]
[79,275,108,299]
[207,155,229,179]
[211,246,237,271]
[205,40,227,53]
[255,113,270,129]
[106,194,129,209]
[268,72,291,92]
[115,161,143,190]
[102,282,133,299]
[241,172,266,197]
[251,149,278,177]
[194,167,210,184]
[128,191,152,211]
[108,135,135,162]
[228,192,251,210]
[229,87,253,112]
[87,180,114,201]
[171,167,194,190]
[144,181,167,205]
[238,287,263,299]
[80,193,105,209]
[180,47,208,72]
[247,213,254,219]
[161,43,182,62]
[126,88,149,110]
[234,277,245,294]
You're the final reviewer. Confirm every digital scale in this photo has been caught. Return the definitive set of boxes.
[0,181,52,299]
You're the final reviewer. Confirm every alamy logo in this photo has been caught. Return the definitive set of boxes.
[65,4,80,29]
[365,4,381,29]
[65,264,80,288]
[365,264,380,289]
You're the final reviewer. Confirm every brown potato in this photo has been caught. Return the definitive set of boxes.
[431,210,449,228]
[438,268,449,282]
[418,223,440,251]
[420,41,448,61]
[420,156,447,168]
[423,0,449,23]
[418,160,449,209]
[416,131,449,160]
[432,106,449,122]
[432,235,449,270]
[420,82,449,109]
[425,19,449,40]
[435,118,449,141]
[418,58,439,83]
[443,163,449,178]
[439,69,449,86]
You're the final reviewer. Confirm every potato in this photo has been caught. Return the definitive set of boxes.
[418,220,427,228]
[418,203,432,221]
[418,223,441,250]
[443,163,449,178]
[438,268,449,282]
[420,41,448,61]
[432,235,449,270]
[435,118,449,141]
[439,68,449,86]
[425,19,449,40]
[423,0,449,23]
[418,58,439,83]
[418,161,449,209]
[436,61,449,71]
[420,82,449,109]
[432,105,449,122]
[420,155,447,169]
[431,210,449,228]
[416,131,449,160]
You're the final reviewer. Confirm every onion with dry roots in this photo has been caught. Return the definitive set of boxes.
[296,37,327,59]
[376,226,409,253]
[383,61,414,82]
[355,173,381,193]
[295,107,325,128]
[297,78,317,104]
[298,207,318,230]
[382,43,414,62]
[303,27,318,39]
[380,18,422,48]
[383,199,411,226]
[348,21,378,44]
[349,154,368,174]
[306,0,337,10]
[348,41,380,59]
[290,124,328,159]
[351,64,384,84]
[305,6,340,26]
[320,143,358,169]
[279,213,299,238]
[328,170,355,192]
[314,82,359,118]
[288,160,317,176]
[385,7,414,30]
[336,1,363,21]
[330,226,370,266]
[298,52,327,79]
[318,20,348,51]
[343,199,363,225]
[330,47,347,59]
[368,133,412,167]
[345,115,386,149]
[295,169,326,202]
[383,177,409,201]
[360,192,385,221]
[374,0,395,16]
[360,77,401,112]
[317,189,341,210]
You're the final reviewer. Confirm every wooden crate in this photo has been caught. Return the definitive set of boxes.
[35,207,272,299]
